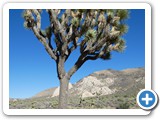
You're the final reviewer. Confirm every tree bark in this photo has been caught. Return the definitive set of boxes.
[58,75,69,109]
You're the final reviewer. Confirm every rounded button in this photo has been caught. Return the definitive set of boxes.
[137,89,158,110]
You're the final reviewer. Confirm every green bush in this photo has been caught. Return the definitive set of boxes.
[117,102,130,109]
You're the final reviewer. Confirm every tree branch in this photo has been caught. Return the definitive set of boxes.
[31,9,41,30]
[48,10,66,42]
[85,50,104,61]
[68,52,88,78]
[48,9,69,57]
[24,10,57,61]
[32,26,57,61]
[64,43,81,62]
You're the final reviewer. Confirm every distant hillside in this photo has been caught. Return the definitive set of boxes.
[32,87,57,98]
[33,67,145,98]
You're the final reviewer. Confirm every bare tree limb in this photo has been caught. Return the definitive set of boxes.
[32,26,57,61]
[68,52,88,78]
[48,10,66,41]
[64,43,81,62]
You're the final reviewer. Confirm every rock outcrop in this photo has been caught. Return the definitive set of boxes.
[70,68,144,98]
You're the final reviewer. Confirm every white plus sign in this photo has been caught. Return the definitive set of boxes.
[142,93,153,105]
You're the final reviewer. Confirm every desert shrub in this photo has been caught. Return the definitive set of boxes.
[117,98,123,102]
[117,102,130,109]
[124,95,128,97]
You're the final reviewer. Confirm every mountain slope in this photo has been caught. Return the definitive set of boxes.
[32,87,57,98]
[33,67,145,98]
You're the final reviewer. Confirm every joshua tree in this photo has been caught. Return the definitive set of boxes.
[23,9,129,109]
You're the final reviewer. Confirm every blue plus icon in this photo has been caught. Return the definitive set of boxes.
[142,93,153,105]
[137,89,158,110]
[140,91,155,107]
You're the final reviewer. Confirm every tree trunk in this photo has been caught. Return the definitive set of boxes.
[58,75,69,109]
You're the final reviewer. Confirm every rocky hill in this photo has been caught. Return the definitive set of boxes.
[33,67,145,99]
[10,67,145,109]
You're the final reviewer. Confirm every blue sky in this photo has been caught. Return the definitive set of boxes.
[9,9,145,98]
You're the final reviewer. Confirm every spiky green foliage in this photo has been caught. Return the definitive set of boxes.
[22,9,130,70]
[22,10,35,29]
[117,24,128,35]
[85,29,97,40]
[71,17,80,27]
[23,9,129,60]
[107,9,114,16]
[116,39,126,52]
[22,11,31,20]
[117,10,129,20]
